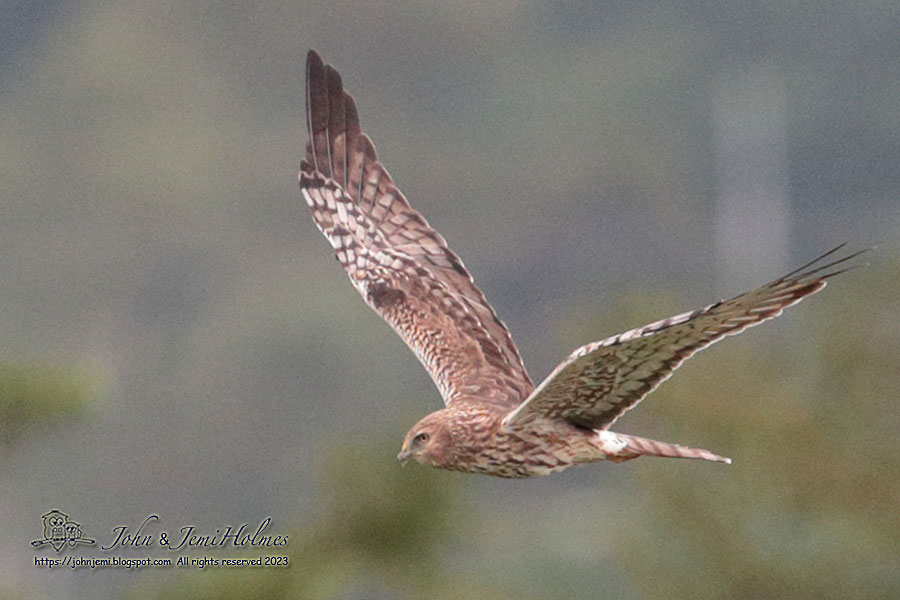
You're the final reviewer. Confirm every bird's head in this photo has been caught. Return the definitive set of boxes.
[397,410,454,468]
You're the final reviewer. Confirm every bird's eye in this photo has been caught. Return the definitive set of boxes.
[414,432,429,444]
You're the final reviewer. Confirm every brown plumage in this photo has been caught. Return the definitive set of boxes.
[298,50,866,478]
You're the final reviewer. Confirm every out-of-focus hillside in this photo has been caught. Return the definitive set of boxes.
[1,1,898,599]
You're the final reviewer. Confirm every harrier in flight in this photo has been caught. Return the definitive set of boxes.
[298,50,863,478]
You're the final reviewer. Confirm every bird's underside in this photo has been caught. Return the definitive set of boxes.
[298,50,866,478]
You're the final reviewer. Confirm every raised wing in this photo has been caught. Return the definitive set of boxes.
[299,50,533,408]
[502,245,867,430]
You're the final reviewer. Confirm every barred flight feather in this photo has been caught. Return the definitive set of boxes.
[299,50,867,478]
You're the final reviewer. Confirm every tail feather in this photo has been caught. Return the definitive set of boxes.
[605,432,732,465]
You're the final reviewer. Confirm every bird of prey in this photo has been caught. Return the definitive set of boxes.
[298,50,864,478]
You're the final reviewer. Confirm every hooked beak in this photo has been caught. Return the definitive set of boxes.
[397,443,411,465]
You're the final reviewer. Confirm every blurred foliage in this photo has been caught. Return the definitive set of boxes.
[596,258,900,599]
[0,361,102,450]
[121,260,899,600]
[128,436,525,600]
[1,1,898,599]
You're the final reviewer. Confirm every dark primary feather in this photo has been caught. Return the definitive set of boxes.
[502,245,870,431]
[299,51,869,478]
[299,50,533,409]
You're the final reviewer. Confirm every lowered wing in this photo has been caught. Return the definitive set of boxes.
[502,245,867,430]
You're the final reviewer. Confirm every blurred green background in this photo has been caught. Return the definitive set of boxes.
[2,1,898,599]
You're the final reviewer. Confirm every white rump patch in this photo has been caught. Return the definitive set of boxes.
[596,430,627,454]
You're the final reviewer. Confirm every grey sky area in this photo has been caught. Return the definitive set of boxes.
[2,2,898,599]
